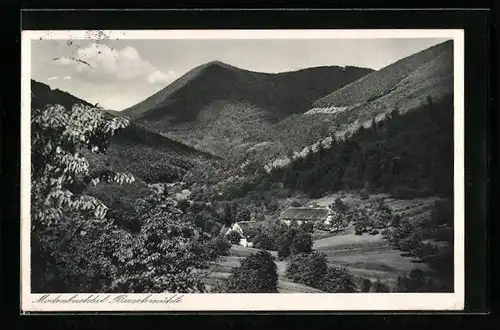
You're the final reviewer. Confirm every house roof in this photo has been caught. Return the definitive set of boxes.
[234,221,257,232]
[279,207,331,221]
[219,225,230,236]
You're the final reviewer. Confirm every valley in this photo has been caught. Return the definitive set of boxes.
[30,39,455,294]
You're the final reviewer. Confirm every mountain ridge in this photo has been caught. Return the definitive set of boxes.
[123,61,374,120]
[121,61,374,160]
[261,39,454,164]
[31,79,217,184]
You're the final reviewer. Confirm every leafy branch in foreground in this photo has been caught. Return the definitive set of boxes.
[31,102,134,292]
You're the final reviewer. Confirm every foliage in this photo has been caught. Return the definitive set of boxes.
[31,104,133,227]
[253,233,274,250]
[267,95,453,199]
[370,280,390,292]
[320,266,357,293]
[226,230,242,244]
[285,252,357,293]
[396,269,439,292]
[236,208,252,222]
[111,192,210,293]
[285,252,328,289]
[332,197,349,213]
[277,227,312,259]
[193,210,223,235]
[31,102,133,292]
[391,214,402,227]
[31,214,124,292]
[360,278,373,292]
[431,199,454,228]
[177,199,191,213]
[205,236,231,261]
[359,189,370,200]
[254,220,288,251]
[225,251,278,293]
[289,230,313,255]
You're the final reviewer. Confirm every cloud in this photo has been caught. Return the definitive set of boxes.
[47,76,58,80]
[63,76,72,80]
[147,70,175,84]
[53,43,174,85]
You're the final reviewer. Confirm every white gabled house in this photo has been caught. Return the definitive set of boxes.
[221,221,256,247]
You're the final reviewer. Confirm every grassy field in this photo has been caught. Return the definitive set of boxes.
[309,192,443,289]
[314,233,430,288]
[311,192,443,226]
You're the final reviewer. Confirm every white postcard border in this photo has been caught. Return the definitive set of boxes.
[21,29,465,312]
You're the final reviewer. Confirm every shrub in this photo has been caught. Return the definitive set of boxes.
[413,242,439,259]
[226,230,242,244]
[391,214,402,227]
[285,252,328,288]
[360,278,373,292]
[359,189,370,200]
[177,199,191,213]
[320,266,357,293]
[253,233,274,250]
[266,200,279,212]
[277,227,299,260]
[209,280,228,293]
[225,251,278,293]
[370,280,390,292]
[206,236,231,261]
[255,220,288,251]
[290,230,313,255]
[333,197,349,213]
[432,199,454,227]
[236,208,251,222]
[396,269,436,292]
[301,221,314,233]
[370,229,380,235]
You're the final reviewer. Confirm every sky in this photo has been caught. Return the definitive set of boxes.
[30,38,450,111]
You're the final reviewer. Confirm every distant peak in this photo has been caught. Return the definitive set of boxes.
[207,60,227,66]
[203,60,235,70]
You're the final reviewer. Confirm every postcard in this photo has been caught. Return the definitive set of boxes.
[21,28,464,312]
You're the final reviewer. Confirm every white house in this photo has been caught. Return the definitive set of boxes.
[221,221,257,247]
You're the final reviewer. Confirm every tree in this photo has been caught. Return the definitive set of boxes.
[31,103,133,292]
[111,192,210,293]
[277,227,299,259]
[255,220,287,251]
[360,278,373,292]
[320,266,357,293]
[177,199,190,213]
[253,233,274,250]
[333,197,349,213]
[391,214,402,227]
[236,208,251,222]
[396,269,432,292]
[370,280,390,292]
[226,230,242,244]
[225,251,278,293]
[290,230,313,255]
[285,252,328,288]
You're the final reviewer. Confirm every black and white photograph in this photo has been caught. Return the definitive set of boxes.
[21,29,464,311]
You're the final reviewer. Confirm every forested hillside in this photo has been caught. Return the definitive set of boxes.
[267,94,454,200]
[121,61,373,160]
